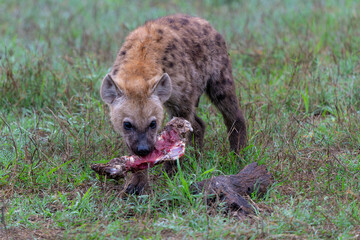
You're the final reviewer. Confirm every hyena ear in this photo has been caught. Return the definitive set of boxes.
[152,73,172,103]
[100,74,123,104]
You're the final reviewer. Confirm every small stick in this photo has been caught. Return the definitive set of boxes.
[1,198,9,240]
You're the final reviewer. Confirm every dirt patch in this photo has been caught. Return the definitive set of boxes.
[0,227,63,240]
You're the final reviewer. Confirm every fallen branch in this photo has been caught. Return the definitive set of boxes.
[190,162,274,214]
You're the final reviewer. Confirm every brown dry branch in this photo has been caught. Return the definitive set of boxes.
[190,162,274,215]
[0,199,8,240]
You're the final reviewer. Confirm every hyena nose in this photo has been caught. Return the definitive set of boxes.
[136,145,151,157]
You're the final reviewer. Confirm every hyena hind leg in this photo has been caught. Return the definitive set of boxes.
[206,76,247,153]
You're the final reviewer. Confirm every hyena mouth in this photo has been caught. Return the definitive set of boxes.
[91,117,193,179]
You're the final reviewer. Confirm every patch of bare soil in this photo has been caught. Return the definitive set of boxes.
[0,227,63,240]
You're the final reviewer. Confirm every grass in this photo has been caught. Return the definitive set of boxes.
[1,0,360,239]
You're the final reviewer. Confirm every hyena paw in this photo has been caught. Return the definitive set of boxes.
[163,161,178,177]
[124,171,149,195]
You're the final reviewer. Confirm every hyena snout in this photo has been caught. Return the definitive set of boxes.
[136,144,150,157]
[133,133,154,157]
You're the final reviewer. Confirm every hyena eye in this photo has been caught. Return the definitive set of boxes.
[149,120,157,129]
[123,121,133,130]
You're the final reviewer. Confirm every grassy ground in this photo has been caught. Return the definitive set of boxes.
[1,0,360,239]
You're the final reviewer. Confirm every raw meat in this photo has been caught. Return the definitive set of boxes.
[91,117,193,179]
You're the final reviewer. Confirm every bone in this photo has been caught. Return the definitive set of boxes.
[90,117,193,179]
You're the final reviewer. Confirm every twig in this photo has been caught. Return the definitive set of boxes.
[1,199,9,240]
[0,115,18,171]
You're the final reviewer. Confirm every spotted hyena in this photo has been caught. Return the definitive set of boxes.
[100,14,246,194]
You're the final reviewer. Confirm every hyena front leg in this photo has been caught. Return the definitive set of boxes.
[125,170,149,195]
[164,112,206,176]
[186,112,206,149]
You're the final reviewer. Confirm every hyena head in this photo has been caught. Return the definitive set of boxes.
[100,73,172,156]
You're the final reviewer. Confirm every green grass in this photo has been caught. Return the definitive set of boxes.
[1,0,360,239]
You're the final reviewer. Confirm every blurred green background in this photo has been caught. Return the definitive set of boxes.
[1,0,359,239]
